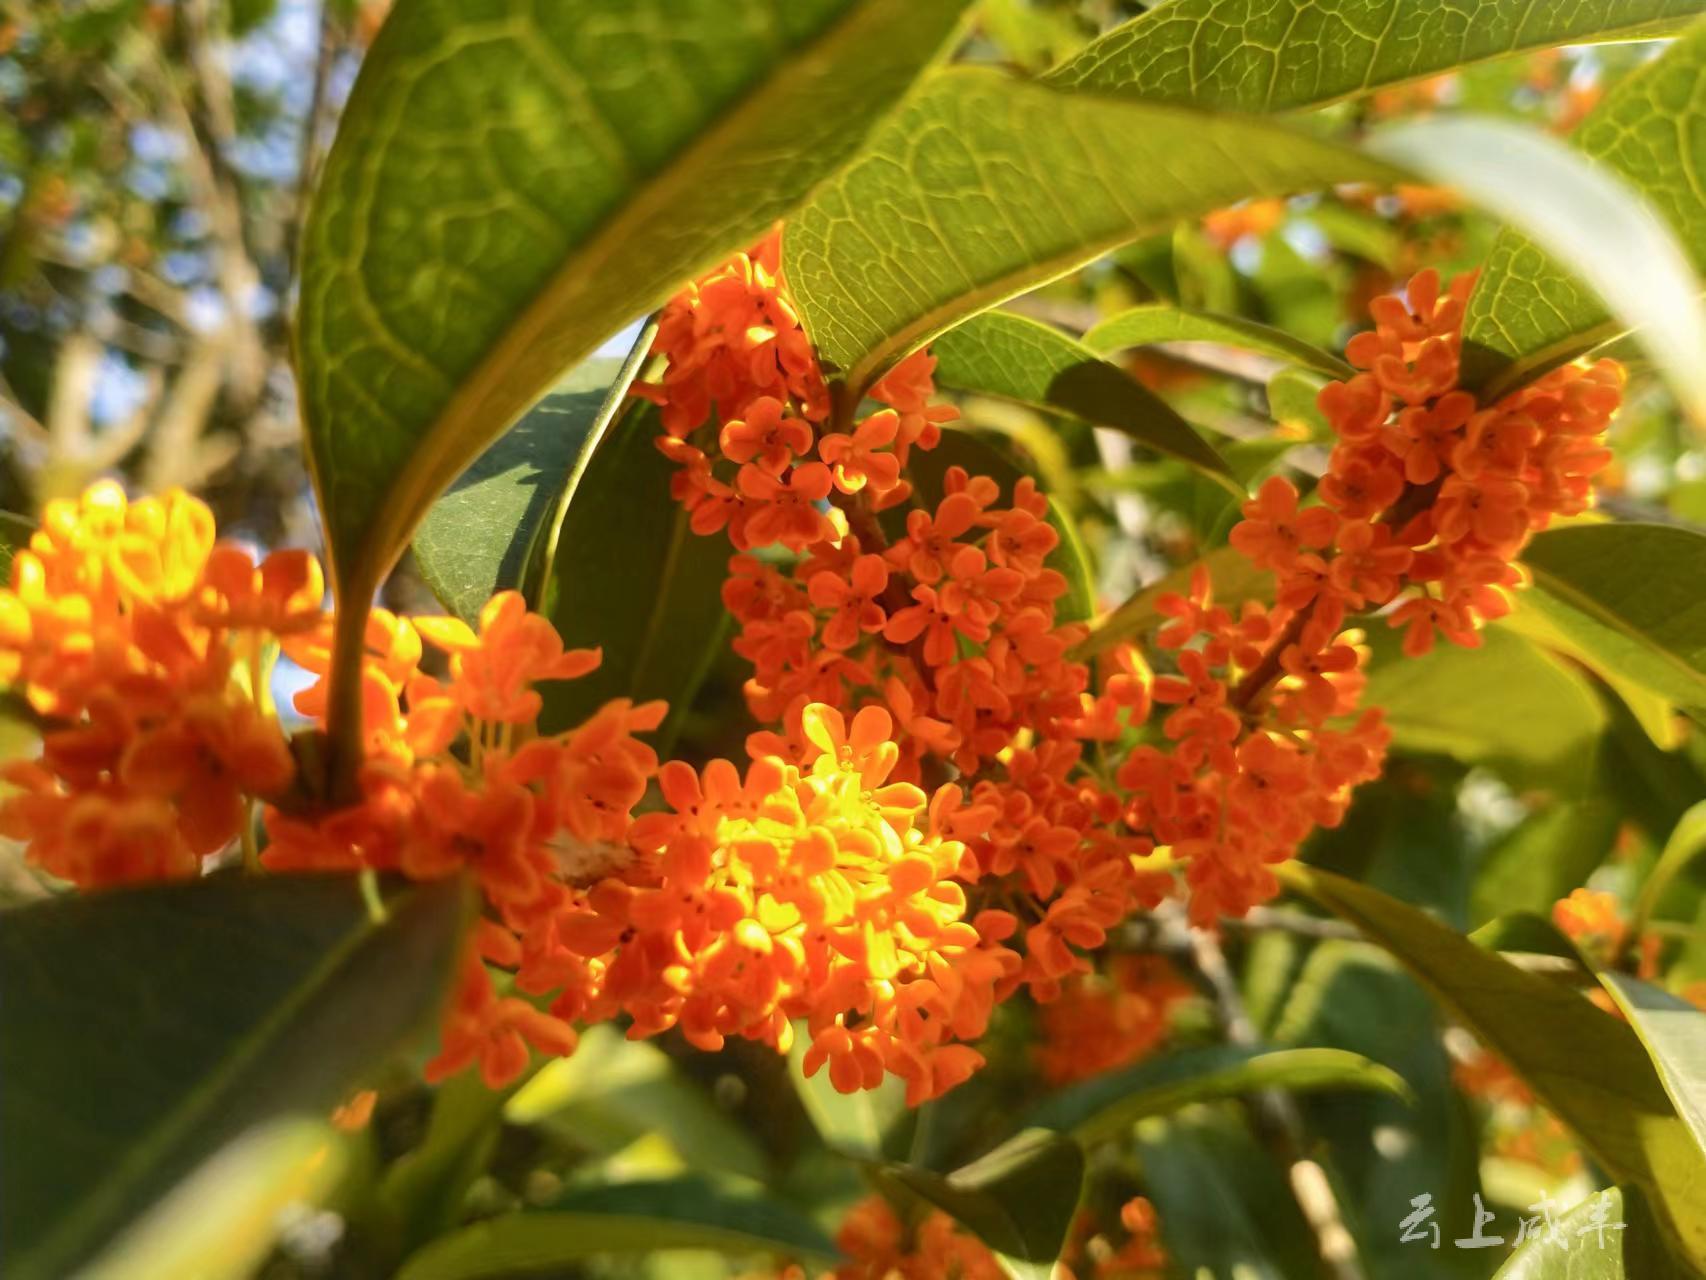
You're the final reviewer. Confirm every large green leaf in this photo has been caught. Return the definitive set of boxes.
[78,1119,346,1280]
[1084,304,1353,380]
[1023,1045,1409,1145]
[1362,624,1605,791]
[296,0,969,744]
[1368,116,1706,422]
[877,1128,1085,1280]
[1042,0,1704,112]
[928,310,1234,482]
[535,403,730,741]
[1494,1187,1694,1279]
[1599,974,1706,1164]
[0,873,471,1280]
[413,356,626,621]
[1463,24,1706,395]
[1277,862,1706,1269]
[394,1177,840,1280]
[1521,524,1706,719]
[784,67,1400,397]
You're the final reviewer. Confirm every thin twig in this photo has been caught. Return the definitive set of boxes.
[1158,902,1367,1280]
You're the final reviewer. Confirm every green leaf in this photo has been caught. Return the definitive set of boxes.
[786,1023,906,1160]
[1362,624,1606,791]
[0,873,472,1280]
[505,1024,768,1182]
[1025,1045,1410,1145]
[412,356,627,621]
[1634,800,1706,938]
[1469,795,1622,928]
[1469,911,1589,966]
[535,402,730,741]
[905,428,1098,625]
[1072,545,1271,660]
[784,67,1400,397]
[928,311,1234,482]
[1522,524,1706,719]
[1598,974,1706,1164]
[1463,24,1706,398]
[1277,862,1706,1268]
[1084,304,1353,380]
[878,1128,1085,1280]
[378,1065,526,1259]
[1042,0,1705,112]
[1494,1186,1694,1279]
[296,0,970,665]
[394,1177,840,1280]
[1367,115,1706,423]
[77,1119,345,1280]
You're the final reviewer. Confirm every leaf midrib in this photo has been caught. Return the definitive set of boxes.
[339,0,936,596]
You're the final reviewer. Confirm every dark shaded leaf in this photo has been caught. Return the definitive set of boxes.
[930,310,1233,481]
[0,874,471,1280]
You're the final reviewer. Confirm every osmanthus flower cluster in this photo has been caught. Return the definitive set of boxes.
[634,235,1627,1102]
[0,239,1627,1117]
[0,482,314,885]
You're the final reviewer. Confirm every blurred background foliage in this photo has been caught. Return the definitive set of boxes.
[4,3,1706,1278]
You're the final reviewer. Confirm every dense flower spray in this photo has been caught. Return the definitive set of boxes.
[0,230,1624,1113]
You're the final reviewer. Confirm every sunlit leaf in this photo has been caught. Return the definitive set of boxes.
[1278,862,1706,1268]
[1025,1046,1409,1145]
[929,310,1233,481]
[1494,1186,1693,1279]
[1042,0,1704,112]
[1598,974,1706,1166]
[785,67,1399,397]
[1083,304,1352,380]
[394,1177,840,1280]
[1368,115,1706,423]
[1521,524,1706,719]
[0,874,471,1280]
[296,0,970,742]
[1462,25,1706,399]
[77,1120,344,1280]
